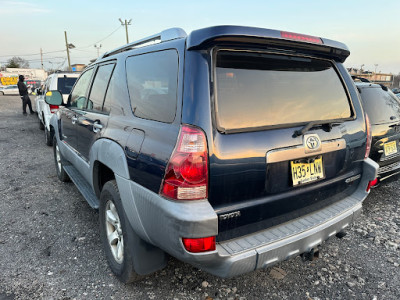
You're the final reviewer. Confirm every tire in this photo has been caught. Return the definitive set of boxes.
[99,180,141,283]
[0,92,4,95]
[39,113,45,130]
[53,136,70,182]
[45,127,52,146]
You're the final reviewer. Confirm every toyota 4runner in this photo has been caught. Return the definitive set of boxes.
[45,26,378,282]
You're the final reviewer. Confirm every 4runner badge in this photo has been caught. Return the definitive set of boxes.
[303,134,322,153]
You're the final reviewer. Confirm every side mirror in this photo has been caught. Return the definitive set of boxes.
[45,90,63,106]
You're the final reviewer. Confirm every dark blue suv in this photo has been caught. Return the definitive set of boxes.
[45,26,378,282]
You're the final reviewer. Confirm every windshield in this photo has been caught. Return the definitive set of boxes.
[58,77,78,95]
[215,51,352,132]
[359,87,400,124]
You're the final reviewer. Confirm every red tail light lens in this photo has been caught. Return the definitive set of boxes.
[366,178,378,192]
[365,114,372,159]
[49,104,59,113]
[281,31,323,44]
[182,236,216,253]
[160,125,208,200]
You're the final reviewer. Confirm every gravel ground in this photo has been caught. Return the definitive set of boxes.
[0,94,399,300]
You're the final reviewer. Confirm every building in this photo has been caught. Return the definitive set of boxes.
[0,68,47,85]
[71,64,86,72]
[348,68,393,87]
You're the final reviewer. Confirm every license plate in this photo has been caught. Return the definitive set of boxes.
[291,156,324,186]
[384,141,397,156]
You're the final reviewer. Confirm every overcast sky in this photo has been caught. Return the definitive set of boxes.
[0,0,399,74]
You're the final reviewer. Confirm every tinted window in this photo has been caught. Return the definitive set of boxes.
[57,77,78,94]
[87,64,115,113]
[126,50,178,123]
[215,51,351,132]
[359,87,400,124]
[69,69,94,109]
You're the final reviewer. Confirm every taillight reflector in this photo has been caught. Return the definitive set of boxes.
[160,125,208,200]
[182,236,216,253]
[49,104,59,113]
[281,31,323,44]
[365,114,372,159]
[366,178,378,192]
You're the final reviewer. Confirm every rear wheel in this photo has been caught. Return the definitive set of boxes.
[0,91,4,95]
[99,180,141,283]
[53,136,69,182]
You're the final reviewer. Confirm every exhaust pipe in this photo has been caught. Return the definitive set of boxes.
[301,248,320,262]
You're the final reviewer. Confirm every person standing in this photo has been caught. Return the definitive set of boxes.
[17,75,34,116]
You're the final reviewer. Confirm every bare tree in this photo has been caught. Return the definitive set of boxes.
[5,57,30,68]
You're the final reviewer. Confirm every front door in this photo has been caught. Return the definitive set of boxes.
[59,68,94,152]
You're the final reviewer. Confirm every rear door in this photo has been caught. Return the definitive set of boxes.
[207,49,364,240]
[75,63,115,161]
[59,68,94,152]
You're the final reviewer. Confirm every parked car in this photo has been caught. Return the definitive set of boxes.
[35,72,79,146]
[0,85,19,95]
[45,26,378,282]
[356,82,400,182]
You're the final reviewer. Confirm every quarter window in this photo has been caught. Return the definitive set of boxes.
[69,68,94,109]
[126,50,178,123]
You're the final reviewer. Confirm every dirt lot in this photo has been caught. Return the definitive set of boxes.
[0,94,399,300]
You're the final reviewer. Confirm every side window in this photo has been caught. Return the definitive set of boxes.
[87,64,115,113]
[69,68,94,109]
[126,49,178,123]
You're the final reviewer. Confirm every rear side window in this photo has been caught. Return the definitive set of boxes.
[87,63,115,113]
[57,77,78,94]
[126,50,178,123]
[215,51,352,132]
[359,87,400,124]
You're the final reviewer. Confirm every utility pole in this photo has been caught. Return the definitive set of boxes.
[119,18,132,44]
[40,48,44,69]
[64,31,75,71]
[94,44,102,58]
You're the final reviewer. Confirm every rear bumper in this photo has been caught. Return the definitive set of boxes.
[116,158,378,278]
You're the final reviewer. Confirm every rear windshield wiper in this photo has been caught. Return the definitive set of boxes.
[293,121,343,138]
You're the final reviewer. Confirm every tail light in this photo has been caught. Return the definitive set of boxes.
[49,104,59,113]
[365,114,372,159]
[160,125,208,200]
[366,178,378,192]
[182,236,216,253]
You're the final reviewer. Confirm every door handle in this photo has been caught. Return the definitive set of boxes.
[71,116,78,124]
[93,122,103,133]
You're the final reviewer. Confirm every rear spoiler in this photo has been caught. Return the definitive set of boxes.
[186,26,350,63]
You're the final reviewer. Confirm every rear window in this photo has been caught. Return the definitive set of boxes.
[58,77,78,95]
[215,51,352,132]
[359,87,400,124]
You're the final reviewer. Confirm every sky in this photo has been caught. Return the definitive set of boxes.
[0,0,399,74]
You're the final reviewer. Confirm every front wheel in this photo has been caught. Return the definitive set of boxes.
[45,127,52,146]
[99,180,141,283]
[53,136,69,182]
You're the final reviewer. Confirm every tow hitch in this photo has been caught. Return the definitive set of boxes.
[301,248,320,262]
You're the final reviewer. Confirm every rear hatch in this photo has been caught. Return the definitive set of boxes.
[358,85,400,165]
[192,30,367,241]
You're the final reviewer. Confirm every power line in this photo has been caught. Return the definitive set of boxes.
[0,26,122,58]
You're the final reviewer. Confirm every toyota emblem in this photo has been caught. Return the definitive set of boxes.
[306,136,320,150]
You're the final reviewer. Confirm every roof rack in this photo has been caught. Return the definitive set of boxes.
[102,27,187,59]
[351,75,370,83]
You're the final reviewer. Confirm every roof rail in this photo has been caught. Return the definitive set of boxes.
[102,27,187,58]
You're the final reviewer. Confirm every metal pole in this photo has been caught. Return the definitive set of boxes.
[64,31,71,71]
[40,48,44,69]
[125,21,129,44]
